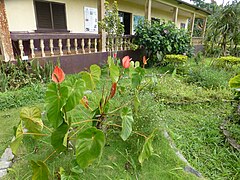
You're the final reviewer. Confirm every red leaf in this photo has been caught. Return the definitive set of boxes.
[122,56,131,68]
[52,66,65,83]
[110,83,117,99]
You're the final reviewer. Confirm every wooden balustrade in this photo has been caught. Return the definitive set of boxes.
[105,35,134,52]
[10,33,134,60]
[11,33,100,59]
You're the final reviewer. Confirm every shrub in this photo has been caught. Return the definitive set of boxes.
[164,54,188,65]
[212,56,240,69]
[134,20,193,66]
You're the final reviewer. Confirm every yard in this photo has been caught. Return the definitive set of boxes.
[0,1,240,179]
[0,57,239,179]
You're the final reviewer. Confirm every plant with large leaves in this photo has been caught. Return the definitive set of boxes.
[11,58,157,179]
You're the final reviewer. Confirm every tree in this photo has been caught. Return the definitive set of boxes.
[205,1,240,56]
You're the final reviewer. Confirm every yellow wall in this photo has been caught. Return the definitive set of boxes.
[5,0,196,33]
[5,0,36,32]
[5,0,97,33]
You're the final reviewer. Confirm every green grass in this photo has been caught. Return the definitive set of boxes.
[150,74,240,180]
[158,103,240,179]
[0,83,45,110]
[0,108,21,155]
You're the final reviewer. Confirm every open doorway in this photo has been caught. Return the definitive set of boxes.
[119,11,131,35]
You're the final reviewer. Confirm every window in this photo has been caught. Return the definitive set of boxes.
[34,1,67,31]
[180,23,186,29]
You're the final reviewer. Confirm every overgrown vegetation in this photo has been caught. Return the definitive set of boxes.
[205,1,240,57]
[0,59,53,92]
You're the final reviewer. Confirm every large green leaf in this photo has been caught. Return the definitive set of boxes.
[76,127,105,168]
[138,129,158,165]
[51,122,69,152]
[120,107,134,141]
[108,57,119,83]
[31,160,50,180]
[64,79,85,112]
[45,83,68,128]
[229,74,240,88]
[110,64,119,83]
[20,107,43,133]
[80,65,101,90]
[10,121,23,155]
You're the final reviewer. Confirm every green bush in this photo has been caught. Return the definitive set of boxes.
[134,20,193,66]
[164,54,188,64]
[212,56,240,69]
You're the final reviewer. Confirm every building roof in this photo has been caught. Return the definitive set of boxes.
[176,0,212,15]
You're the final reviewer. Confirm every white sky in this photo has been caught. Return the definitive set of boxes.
[182,0,233,5]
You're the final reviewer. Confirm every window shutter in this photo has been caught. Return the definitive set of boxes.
[52,3,67,30]
[35,1,52,29]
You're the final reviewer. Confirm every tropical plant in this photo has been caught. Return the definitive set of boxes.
[98,1,124,56]
[205,1,240,57]
[134,20,193,66]
[11,56,157,179]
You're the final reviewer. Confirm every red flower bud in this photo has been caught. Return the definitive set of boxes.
[52,66,65,83]
[122,56,131,68]
[143,56,147,65]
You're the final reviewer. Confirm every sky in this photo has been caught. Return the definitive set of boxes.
[182,0,233,5]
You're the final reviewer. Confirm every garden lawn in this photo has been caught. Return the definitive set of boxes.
[0,108,21,155]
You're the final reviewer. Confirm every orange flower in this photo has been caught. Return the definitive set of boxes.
[109,82,117,99]
[52,66,65,83]
[143,56,147,65]
[122,56,131,68]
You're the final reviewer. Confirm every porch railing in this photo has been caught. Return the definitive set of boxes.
[11,33,100,59]
[106,35,134,52]
[10,33,134,60]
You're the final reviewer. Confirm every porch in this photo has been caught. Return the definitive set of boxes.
[0,0,209,73]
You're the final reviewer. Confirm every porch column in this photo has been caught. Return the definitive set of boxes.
[97,0,106,52]
[0,0,14,61]
[190,13,196,37]
[173,7,178,26]
[145,0,152,21]
[202,17,207,38]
